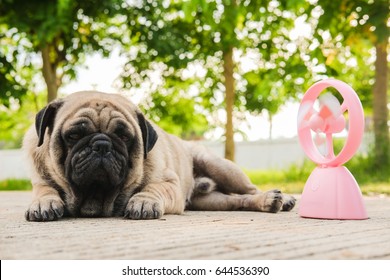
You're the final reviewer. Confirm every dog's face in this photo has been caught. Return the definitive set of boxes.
[34,92,158,216]
[61,103,134,192]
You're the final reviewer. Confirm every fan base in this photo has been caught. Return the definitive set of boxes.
[299,166,368,220]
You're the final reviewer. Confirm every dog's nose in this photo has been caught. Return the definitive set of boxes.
[93,140,112,154]
[91,135,112,155]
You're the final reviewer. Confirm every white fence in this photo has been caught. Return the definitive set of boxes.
[202,138,305,169]
[0,149,30,180]
[0,138,306,180]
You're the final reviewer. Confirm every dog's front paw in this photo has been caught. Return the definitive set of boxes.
[124,197,163,220]
[255,189,283,213]
[25,196,64,222]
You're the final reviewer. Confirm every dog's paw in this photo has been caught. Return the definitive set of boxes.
[194,177,216,194]
[255,189,283,213]
[25,196,64,222]
[124,197,163,220]
[282,194,296,211]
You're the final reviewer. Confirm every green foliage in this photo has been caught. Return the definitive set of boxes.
[0,0,123,50]
[245,168,287,185]
[0,24,32,106]
[244,160,315,186]
[0,0,125,103]
[316,0,389,44]
[0,0,387,151]
[313,0,389,171]
[281,148,390,185]
[312,2,380,111]
[346,153,390,184]
[245,156,390,196]
[120,0,316,139]
[0,91,45,148]
[0,54,27,107]
[140,89,208,139]
[246,138,390,193]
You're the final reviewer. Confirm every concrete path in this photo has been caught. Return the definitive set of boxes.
[1,191,389,259]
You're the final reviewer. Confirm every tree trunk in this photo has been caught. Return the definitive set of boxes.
[41,44,58,103]
[372,42,389,168]
[223,47,235,162]
[268,112,273,140]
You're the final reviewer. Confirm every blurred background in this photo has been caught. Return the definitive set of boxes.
[0,0,389,194]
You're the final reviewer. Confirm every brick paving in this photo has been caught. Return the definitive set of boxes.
[1,191,389,259]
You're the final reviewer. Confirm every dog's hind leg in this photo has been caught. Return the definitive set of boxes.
[188,190,286,213]
[189,144,296,212]
[191,145,258,195]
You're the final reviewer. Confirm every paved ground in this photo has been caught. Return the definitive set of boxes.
[1,191,390,260]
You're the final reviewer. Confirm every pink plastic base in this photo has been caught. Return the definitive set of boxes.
[299,166,368,220]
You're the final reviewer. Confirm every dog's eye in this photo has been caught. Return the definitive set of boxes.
[68,133,81,141]
[118,134,130,142]
[115,125,131,142]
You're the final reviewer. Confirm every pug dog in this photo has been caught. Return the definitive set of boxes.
[23,91,296,221]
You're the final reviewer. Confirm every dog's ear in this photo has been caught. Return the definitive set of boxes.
[137,112,158,159]
[35,99,64,147]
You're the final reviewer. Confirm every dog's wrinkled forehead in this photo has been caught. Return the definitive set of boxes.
[59,92,139,133]
[68,102,123,129]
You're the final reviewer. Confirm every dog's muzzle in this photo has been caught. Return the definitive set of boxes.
[69,133,127,190]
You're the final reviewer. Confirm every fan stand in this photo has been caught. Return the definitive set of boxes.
[298,79,368,220]
[300,166,367,219]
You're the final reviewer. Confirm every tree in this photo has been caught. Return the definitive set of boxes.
[315,0,389,168]
[0,0,124,103]
[119,0,312,161]
[0,24,30,107]
[0,91,45,148]
[0,55,27,108]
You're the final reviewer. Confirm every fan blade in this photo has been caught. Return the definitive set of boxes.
[298,101,315,130]
[318,93,342,119]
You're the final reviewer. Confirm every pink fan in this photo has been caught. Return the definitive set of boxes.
[297,79,367,220]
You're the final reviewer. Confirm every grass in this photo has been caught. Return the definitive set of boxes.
[1,155,389,196]
[1,177,389,196]
[248,177,390,196]
[244,166,390,196]
[0,179,32,191]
